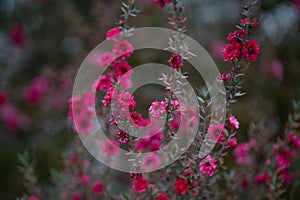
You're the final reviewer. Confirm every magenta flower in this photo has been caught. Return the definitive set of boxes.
[242,40,260,61]
[113,40,133,59]
[228,114,239,129]
[234,143,251,165]
[92,181,104,195]
[174,178,188,195]
[102,140,120,157]
[113,61,132,78]
[142,153,161,170]
[155,193,169,200]
[276,150,291,170]
[168,54,183,69]
[208,124,225,144]
[149,101,167,118]
[255,173,270,183]
[99,52,115,67]
[93,73,113,91]
[199,155,218,177]
[227,30,246,42]
[223,42,241,62]
[106,27,121,40]
[133,177,149,193]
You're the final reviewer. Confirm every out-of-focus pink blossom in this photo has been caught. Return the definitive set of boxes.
[99,52,115,67]
[102,140,120,157]
[288,133,300,149]
[80,174,90,184]
[23,76,50,105]
[28,195,39,200]
[9,24,25,48]
[276,150,291,170]
[142,153,161,169]
[92,181,104,195]
[234,143,251,165]
[0,90,7,107]
[255,173,270,183]
[0,104,30,131]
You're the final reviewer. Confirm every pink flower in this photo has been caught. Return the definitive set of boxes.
[174,178,188,195]
[0,104,30,131]
[199,155,218,177]
[227,30,246,42]
[106,27,121,40]
[142,153,161,170]
[255,173,270,183]
[155,193,169,200]
[9,24,25,48]
[133,177,149,193]
[71,192,82,200]
[102,87,116,106]
[82,160,90,168]
[276,150,291,170]
[228,114,239,129]
[240,18,259,26]
[288,133,300,149]
[93,74,113,91]
[0,90,7,107]
[113,61,132,78]
[168,54,182,69]
[28,195,39,200]
[149,101,167,118]
[102,140,120,157]
[227,137,237,148]
[116,130,129,144]
[99,52,115,67]
[234,143,251,165]
[217,73,231,83]
[92,181,104,195]
[152,0,171,8]
[23,76,50,105]
[223,42,241,62]
[280,171,294,184]
[113,40,133,59]
[242,40,260,61]
[80,174,90,184]
[114,91,136,111]
[271,60,284,79]
[73,112,93,135]
[130,112,143,126]
[208,124,225,144]
[70,155,79,164]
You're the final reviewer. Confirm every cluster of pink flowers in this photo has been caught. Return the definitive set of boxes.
[149,101,168,118]
[199,155,218,177]
[223,19,260,62]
